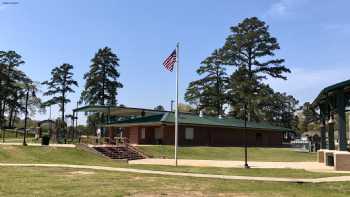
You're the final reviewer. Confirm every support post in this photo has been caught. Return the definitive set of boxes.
[336,90,347,151]
[319,105,327,149]
[328,114,335,150]
[320,118,326,149]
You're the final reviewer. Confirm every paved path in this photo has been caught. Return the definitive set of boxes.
[1,163,350,183]
[129,158,337,172]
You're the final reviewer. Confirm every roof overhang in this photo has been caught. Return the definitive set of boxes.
[311,79,350,108]
[73,105,169,117]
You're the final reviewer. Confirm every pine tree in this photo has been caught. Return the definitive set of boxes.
[42,63,78,142]
[222,17,291,121]
[185,49,228,115]
[228,68,273,120]
[228,67,299,127]
[80,47,123,106]
[0,51,26,128]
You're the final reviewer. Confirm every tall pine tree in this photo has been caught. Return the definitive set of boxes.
[222,17,291,121]
[42,63,78,142]
[185,49,228,115]
[80,47,123,106]
[0,51,26,129]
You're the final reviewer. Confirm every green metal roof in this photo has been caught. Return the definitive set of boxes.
[73,105,111,113]
[111,114,164,124]
[73,105,168,116]
[312,79,350,107]
[107,112,293,132]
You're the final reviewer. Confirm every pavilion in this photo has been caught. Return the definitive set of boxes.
[312,79,350,170]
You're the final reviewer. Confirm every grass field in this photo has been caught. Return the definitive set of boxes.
[0,145,349,196]
[0,145,121,167]
[1,167,350,197]
[138,145,316,162]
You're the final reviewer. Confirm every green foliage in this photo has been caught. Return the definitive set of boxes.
[0,51,40,129]
[42,63,78,111]
[42,63,77,142]
[297,102,321,133]
[185,49,229,115]
[185,17,299,129]
[177,103,196,113]
[222,17,291,121]
[222,17,290,80]
[80,47,123,106]
[154,105,165,111]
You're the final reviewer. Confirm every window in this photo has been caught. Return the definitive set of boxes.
[141,128,146,139]
[185,128,194,140]
[154,128,163,140]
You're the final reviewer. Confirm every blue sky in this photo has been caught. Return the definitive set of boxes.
[1,0,350,123]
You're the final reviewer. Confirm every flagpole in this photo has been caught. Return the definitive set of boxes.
[175,42,179,167]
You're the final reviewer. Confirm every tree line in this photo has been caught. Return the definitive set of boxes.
[0,47,123,141]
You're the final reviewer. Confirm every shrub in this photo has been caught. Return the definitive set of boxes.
[41,135,50,145]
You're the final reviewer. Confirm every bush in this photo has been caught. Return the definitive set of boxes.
[41,135,50,145]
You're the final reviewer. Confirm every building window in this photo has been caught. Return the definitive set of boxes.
[154,128,163,140]
[141,128,146,139]
[185,128,194,140]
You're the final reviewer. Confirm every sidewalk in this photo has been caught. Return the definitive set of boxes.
[1,163,350,183]
[129,158,338,173]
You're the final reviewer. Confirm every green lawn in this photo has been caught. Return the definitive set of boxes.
[1,167,350,197]
[0,145,345,179]
[137,145,316,162]
[0,145,122,167]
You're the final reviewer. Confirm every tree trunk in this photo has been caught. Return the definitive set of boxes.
[8,106,13,128]
[102,65,106,106]
[62,70,68,144]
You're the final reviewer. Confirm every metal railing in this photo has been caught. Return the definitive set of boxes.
[79,135,129,146]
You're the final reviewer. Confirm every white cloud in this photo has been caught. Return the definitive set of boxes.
[266,67,350,104]
[264,0,308,18]
[268,0,288,16]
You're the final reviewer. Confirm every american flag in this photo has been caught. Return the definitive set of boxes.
[163,49,177,72]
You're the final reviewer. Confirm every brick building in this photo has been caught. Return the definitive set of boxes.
[106,111,291,147]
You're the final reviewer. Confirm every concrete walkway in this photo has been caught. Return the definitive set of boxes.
[129,159,339,173]
[1,163,350,183]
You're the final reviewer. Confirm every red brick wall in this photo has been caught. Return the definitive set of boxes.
[126,127,139,144]
[124,125,283,147]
